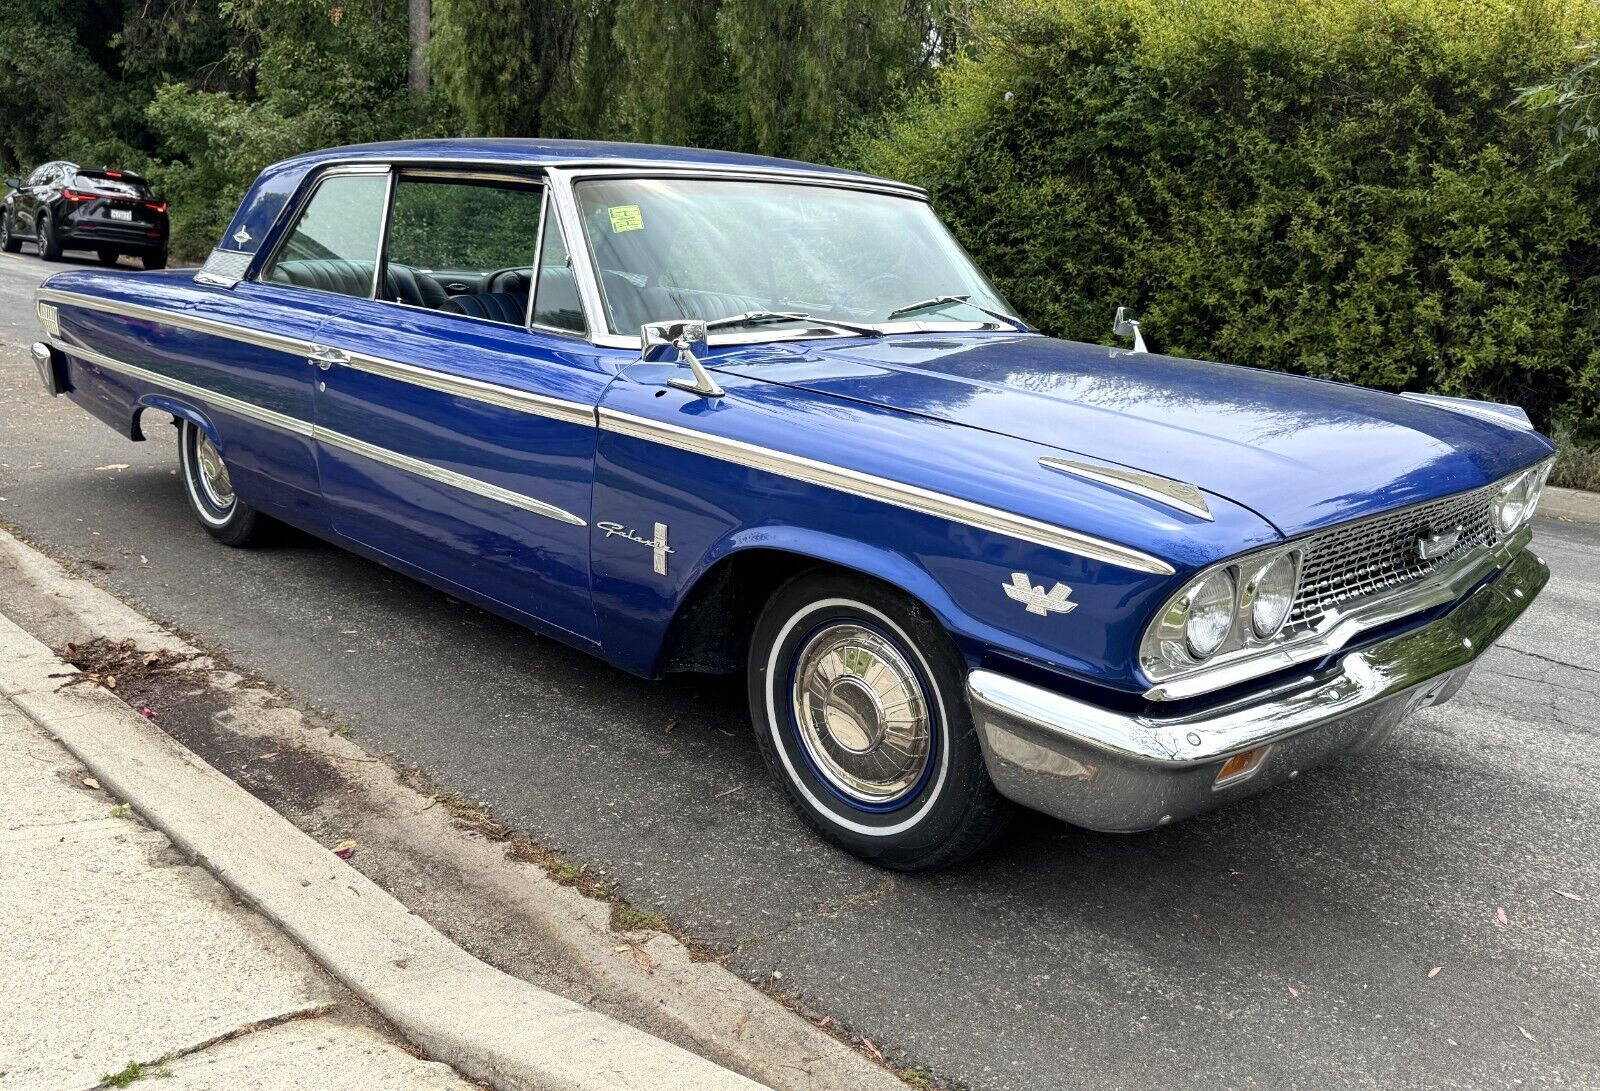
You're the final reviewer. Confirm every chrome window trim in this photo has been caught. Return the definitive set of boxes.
[45,338,584,526]
[598,408,1174,575]
[369,168,398,301]
[258,164,393,296]
[1142,522,1536,702]
[1040,457,1213,521]
[523,186,549,330]
[560,168,939,344]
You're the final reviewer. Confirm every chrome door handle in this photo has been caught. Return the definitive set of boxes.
[307,344,349,371]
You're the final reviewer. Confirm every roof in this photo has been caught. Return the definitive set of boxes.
[272,138,910,188]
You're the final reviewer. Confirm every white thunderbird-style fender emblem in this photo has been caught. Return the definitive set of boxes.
[1003,572,1077,617]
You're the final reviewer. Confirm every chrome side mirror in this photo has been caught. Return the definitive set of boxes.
[1112,306,1148,354]
[640,319,723,397]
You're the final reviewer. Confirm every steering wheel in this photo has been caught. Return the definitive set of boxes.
[835,272,907,315]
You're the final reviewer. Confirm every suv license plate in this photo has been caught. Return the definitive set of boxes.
[109,209,133,222]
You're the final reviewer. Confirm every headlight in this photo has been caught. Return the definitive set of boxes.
[1493,462,1551,534]
[1184,570,1236,657]
[1247,552,1298,639]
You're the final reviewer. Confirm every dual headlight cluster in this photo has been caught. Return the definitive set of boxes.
[1139,459,1552,685]
[1491,461,1551,535]
[1140,547,1302,680]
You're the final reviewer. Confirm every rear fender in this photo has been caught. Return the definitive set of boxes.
[136,393,219,447]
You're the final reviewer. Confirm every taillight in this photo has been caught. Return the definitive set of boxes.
[144,201,168,213]
[61,189,94,202]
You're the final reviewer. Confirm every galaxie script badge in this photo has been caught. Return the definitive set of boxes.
[599,520,673,575]
[1003,572,1077,617]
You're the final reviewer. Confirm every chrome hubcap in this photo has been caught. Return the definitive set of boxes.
[194,433,234,509]
[791,623,932,804]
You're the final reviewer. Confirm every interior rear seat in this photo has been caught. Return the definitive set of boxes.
[439,292,529,324]
[269,258,448,310]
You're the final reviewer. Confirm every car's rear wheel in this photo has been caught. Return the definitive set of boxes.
[178,419,266,546]
[0,212,19,253]
[37,218,60,261]
[747,571,1014,870]
[96,248,119,266]
[142,249,167,270]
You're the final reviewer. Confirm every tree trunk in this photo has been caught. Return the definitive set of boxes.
[408,0,430,102]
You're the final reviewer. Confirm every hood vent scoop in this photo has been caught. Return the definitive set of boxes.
[1041,457,1212,521]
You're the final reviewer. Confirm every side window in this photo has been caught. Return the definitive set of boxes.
[26,166,47,187]
[264,172,388,298]
[382,174,543,324]
[532,199,584,333]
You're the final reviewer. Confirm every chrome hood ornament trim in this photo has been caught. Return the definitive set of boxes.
[1040,457,1212,522]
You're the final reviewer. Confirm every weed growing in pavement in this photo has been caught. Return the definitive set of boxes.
[100,1058,173,1086]
[610,906,669,933]
[109,803,131,819]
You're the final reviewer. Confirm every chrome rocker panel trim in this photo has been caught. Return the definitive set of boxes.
[1142,524,1536,701]
[968,544,1548,832]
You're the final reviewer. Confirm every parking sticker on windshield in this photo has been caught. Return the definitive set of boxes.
[609,205,645,233]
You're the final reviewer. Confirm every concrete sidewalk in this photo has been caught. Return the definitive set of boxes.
[0,698,474,1090]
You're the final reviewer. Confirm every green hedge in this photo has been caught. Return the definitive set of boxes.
[854,0,1600,439]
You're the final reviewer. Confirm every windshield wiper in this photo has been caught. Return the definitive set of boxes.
[885,294,1028,331]
[703,310,881,338]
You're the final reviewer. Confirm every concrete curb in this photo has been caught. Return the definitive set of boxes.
[0,615,762,1091]
[1539,485,1600,526]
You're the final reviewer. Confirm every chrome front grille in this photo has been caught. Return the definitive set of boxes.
[1285,484,1499,636]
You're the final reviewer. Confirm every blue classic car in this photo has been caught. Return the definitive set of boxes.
[30,139,1554,868]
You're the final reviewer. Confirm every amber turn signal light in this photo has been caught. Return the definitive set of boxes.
[1214,745,1271,788]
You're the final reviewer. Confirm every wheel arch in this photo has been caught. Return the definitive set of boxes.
[137,395,220,446]
[656,526,967,676]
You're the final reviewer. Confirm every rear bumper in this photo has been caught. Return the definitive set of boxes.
[969,542,1548,832]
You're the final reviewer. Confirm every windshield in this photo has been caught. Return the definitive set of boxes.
[572,177,1014,337]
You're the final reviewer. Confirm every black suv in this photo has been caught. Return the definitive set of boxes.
[1,161,169,269]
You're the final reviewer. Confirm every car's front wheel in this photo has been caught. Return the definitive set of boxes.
[748,571,1014,870]
[36,217,60,261]
[178,419,266,546]
[0,211,19,254]
[143,249,167,271]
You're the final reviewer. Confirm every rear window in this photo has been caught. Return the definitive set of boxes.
[72,170,151,198]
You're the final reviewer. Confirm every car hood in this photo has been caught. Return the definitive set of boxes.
[711,333,1554,538]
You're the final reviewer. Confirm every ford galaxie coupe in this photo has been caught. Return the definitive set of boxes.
[30,140,1554,868]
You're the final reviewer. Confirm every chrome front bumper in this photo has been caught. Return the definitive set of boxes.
[969,544,1549,832]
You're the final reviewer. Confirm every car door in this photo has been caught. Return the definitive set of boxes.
[16,164,52,236]
[309,169,607,646]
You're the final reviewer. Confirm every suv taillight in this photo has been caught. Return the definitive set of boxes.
[60,189,94,202]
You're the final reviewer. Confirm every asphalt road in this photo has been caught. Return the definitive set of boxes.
[3,250,1597,1090]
